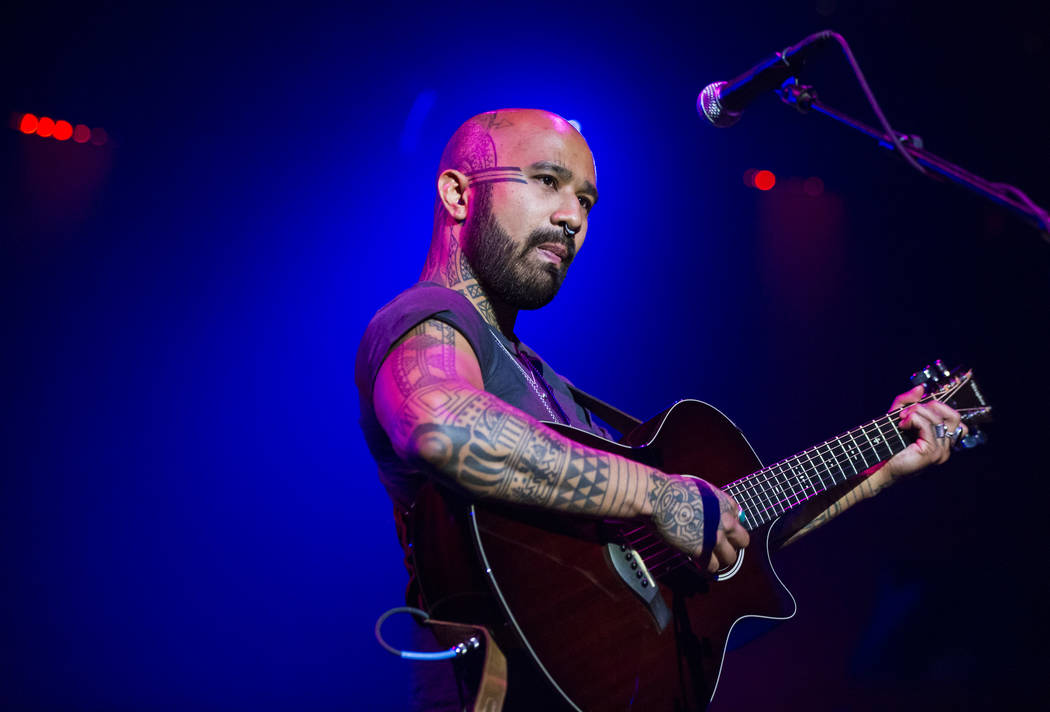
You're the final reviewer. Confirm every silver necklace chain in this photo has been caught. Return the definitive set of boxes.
[489,333,566,424]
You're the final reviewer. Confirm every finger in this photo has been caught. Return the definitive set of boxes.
[902,408,951,463]
[922,403,966,458]
[714,490,751,547]
[719,490,741,514]
[901,407,936,447]
[923,401,964,431]
[913,402,962,451]
[710,535,735,572]
[722,517,750,549]
[909,400,966,435]
[889,384,926,412]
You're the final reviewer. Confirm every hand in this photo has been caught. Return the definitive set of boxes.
[882,385,967,480]
[649,474,750,573]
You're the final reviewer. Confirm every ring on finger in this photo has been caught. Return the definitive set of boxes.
[950,425,964,441]
[934,422,948,439]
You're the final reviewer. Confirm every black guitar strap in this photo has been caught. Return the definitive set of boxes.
[566,384,643,437]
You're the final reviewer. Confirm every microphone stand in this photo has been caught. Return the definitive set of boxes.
[777,82,1050,241]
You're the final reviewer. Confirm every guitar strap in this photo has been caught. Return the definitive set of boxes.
[424,617,507,712]
[565,383,643,436]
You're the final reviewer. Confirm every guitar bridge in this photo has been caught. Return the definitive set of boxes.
[605,543,671,632]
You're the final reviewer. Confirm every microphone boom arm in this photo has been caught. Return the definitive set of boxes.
[779,81,1050,241]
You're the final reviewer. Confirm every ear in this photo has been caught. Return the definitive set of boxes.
[436,169,470,222]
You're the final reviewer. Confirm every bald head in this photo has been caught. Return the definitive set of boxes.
[438,109,594,178]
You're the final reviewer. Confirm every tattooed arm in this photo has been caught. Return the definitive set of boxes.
[373,319,749,571]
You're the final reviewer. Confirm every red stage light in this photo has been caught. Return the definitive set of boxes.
[753,170,776,191]
[19,113,39,134]
[53,120,73,141]
[36,116,55,137]
[15,112,106,147]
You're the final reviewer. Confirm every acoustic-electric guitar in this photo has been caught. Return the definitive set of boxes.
[408,362,990,710]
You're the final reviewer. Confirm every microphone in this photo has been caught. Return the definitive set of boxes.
[698,30,836,128]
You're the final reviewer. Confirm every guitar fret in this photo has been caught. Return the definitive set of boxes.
[725,482,759,529]
[807,447,832,496]
[857,426,877,466]
[830,435,858,477]
[757,468,784,517]
[817,440,847,486]
[738,495,759,530]
[888,415,908,450]
[747,473,774,525]
[773,463,795,512]
[795,454,814,502]
[744,481,765,527]
[845,429,871,470]
[773,461,797,509]
[729,475,767,527]
[771,460,803,512]
[864,421,892,462]
[874,418,898,459]
[787,454,816,505]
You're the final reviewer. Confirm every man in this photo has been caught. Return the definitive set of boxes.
[355,109,964,710]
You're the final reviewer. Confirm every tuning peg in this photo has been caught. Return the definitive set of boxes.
[953,428,987,451]
[911,360,954,390]
[910,366,932,388]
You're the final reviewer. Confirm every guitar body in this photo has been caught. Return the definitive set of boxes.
[409,400,797,711]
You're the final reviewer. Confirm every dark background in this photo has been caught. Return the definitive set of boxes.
[3,1,1047,709]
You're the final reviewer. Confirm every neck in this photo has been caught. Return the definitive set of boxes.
[420,224,518,338]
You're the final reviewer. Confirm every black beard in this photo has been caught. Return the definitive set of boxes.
[461,186,576,310]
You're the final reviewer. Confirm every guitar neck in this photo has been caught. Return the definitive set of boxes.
[723,411,912,530]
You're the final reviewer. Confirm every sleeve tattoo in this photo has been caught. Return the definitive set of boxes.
[383,320,719,554]
[387,320,656,520]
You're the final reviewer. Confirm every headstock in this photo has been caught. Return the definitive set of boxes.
[911,359,992,450]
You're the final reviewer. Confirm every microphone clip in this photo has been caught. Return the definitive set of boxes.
[777,79,818,114]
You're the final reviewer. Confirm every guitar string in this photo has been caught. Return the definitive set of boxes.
[630,400,918,534]
[728,388,976,527]
[755,418,905,522]
[637,428,893,572]
[633,412,921,574]
[686,378,970,528]
[723,413,901,526]
[720,388,961,523]
[632,416,906,571]
[621,380,976,576]
[645,405,983,578]
[748,418,895,518]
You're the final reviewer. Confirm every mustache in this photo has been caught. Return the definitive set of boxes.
[525,228,576,264]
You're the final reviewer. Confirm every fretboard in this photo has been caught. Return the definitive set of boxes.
[722,412,912,530]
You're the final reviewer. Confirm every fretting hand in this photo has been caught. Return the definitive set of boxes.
[882,385,967,480]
